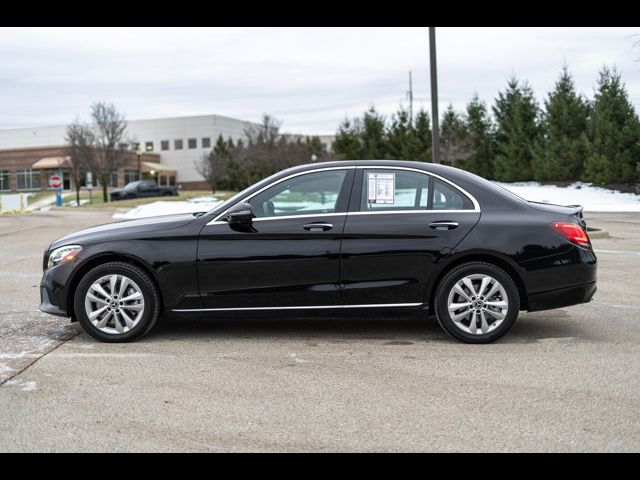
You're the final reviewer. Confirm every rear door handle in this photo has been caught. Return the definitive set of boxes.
[303,223,333,232]
[429,221,459,230]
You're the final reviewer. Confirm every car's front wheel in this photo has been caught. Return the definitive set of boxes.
[74,261,160,342]
[434,261,520,343]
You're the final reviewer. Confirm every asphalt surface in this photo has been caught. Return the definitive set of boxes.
[1,208,639,452]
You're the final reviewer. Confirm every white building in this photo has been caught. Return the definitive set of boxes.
[0,114,335,190]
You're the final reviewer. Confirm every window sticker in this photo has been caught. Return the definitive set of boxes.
[367,172,395,204]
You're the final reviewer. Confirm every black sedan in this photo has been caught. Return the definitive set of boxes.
[40,160,597,343]
[110,180,179,201]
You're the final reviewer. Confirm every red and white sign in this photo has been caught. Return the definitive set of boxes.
[48,175,62,189]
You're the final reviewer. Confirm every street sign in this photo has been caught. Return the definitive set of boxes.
[48,175,62,189]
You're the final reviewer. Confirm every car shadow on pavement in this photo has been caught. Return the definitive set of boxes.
[140,311,587,345]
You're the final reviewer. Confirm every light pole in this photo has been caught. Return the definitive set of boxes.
[429,26,440,165]
[135,145,142,181]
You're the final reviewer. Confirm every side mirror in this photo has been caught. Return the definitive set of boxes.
[226,202,254,224]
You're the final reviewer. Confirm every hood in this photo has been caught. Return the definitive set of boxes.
[49,212,200,250]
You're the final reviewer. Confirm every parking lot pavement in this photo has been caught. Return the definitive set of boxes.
[1,211,640,452]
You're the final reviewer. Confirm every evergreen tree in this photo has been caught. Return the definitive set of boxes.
[411,109,432,162]
[333,118,362,160]
[583,66,640,184]
[465,94,495,178]
[532,66,590,182]
[360,107,387,159]
[386,108,414,160]
[492,77,541,182]
[440,104,469,168]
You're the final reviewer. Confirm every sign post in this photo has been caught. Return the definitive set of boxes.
[86,171,93,205]
[49,173,63,206]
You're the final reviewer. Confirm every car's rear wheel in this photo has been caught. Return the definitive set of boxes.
[434,261,520,343]
[74,262,160,342]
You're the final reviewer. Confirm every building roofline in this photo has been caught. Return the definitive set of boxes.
[0,113,260,134]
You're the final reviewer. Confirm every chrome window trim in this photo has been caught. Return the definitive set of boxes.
[206,164,480,226]
[172,302,423,312]
[355,165,480,212]
[208,166,355,224]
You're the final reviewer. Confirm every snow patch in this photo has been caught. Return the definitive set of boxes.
[496,181,640,212]
[112,196,221,220]
[3,380,37,391]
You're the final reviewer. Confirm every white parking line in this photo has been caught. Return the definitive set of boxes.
[595,249,640,256]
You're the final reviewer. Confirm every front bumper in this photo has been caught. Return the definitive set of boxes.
[38,262,75,318]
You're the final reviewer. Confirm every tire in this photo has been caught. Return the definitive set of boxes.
[73,261,161,342]
[434,261,520,344]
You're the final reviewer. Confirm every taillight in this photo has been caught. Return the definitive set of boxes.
[552,222,591,249]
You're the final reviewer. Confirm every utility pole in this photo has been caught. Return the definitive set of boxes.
[429,26,440,164]
[408,71,414,124]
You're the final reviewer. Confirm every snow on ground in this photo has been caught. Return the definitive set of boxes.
[112,196,222,220]
[495,182,640,212]
[110,183,640,220]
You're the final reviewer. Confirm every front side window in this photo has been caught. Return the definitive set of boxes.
[249,170,347,218]
[361,169,429,211]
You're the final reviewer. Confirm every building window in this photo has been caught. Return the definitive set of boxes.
[169,176,176,186]
[16,168,41,190]
[321,143,328,152]
[160,140,170,151]
[188,138,197,149]
[174,139,183,150]
[159,175,167,186]
[202,137,211,149]
[145,141,154,152]
[124,170,139,184]
[109,170,118,187]
[0,170,10,191]
[118,142,129,150]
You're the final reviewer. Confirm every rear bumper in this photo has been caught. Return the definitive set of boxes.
[527,281,597,312]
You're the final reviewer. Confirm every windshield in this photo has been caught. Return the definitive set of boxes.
[124,181,141,191]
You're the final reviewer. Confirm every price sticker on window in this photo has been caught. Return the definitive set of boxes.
[367,172,395,204]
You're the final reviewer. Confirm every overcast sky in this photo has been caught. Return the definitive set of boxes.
[0,27,639,135]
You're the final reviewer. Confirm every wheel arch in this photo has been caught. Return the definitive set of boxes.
[426,250,529,314]
[66,253,163,320]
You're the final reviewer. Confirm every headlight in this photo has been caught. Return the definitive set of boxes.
[47,245,83,269]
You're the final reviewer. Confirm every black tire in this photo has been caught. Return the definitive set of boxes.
[73,261,161,342]
[434,261,520,344]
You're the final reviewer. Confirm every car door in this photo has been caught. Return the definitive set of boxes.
[340,167,481,307]
[138,181,158,197]
[196,168,355,309]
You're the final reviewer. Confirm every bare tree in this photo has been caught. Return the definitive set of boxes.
[91,102,128,202]
[65,121,96,206]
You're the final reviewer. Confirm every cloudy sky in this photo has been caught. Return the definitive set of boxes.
[0,27,639,135]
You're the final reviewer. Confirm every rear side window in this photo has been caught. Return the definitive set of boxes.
[433,178,474,210]
[361,169,430,211]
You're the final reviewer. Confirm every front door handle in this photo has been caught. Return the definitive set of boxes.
[429,221,459,230]
[303,223,333,232]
